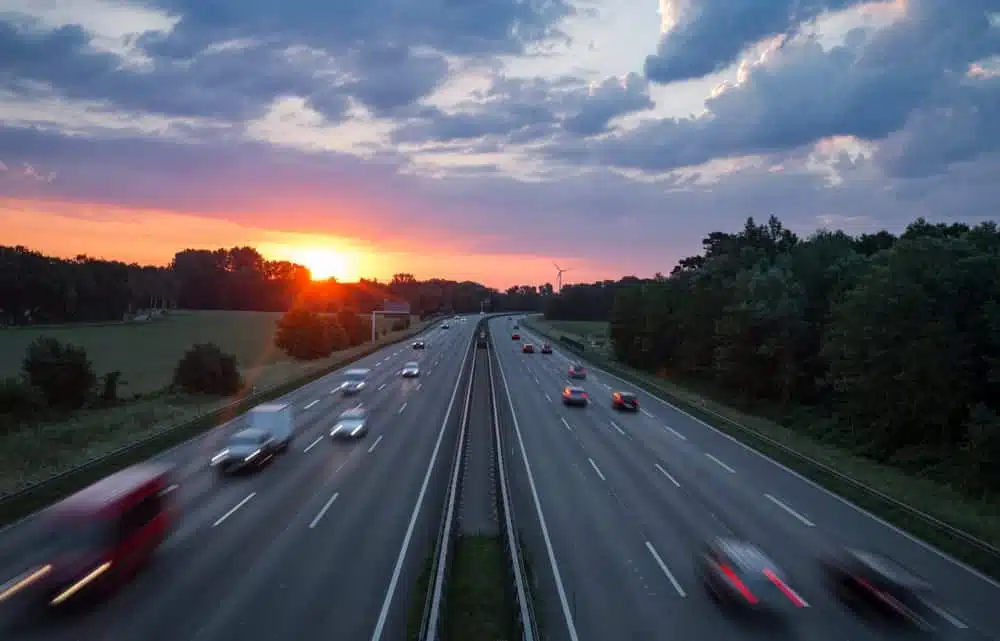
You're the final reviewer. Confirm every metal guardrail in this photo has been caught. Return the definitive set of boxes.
[0,322,440,526]
[522,318,1000,565]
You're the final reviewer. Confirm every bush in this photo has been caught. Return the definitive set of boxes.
[275,309,347,359]
[173,343,243,395]
[99,370,123,404]
[337,310,367,346]
[0,376,43,430]
[22,337,96,410]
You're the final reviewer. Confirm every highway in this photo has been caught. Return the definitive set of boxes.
[492,317,1000,641]
[0,317,478,640]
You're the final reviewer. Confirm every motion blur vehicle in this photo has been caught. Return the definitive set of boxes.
[211,428,280,475]
[612,391,639,411]
[522,343,536,353]
[339,368,370,396]
[568,363,587,379]
[412,340,425,350]
[248,403,294,449]
[0,463,176,609]
[820,547,937,631]
[400,361,421,378]
[540,343,553,354]
[698,538,808,617]
[329,406,369,440]
[511,333,520,340]
[562,386,589,407]
[441,323,449,329]
[477,332,488,348]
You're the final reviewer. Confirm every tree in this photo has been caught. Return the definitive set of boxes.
[22,337,97,410]
[172,343,243,395]
[274,309,341,360]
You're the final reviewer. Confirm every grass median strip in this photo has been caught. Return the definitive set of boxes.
[444,535,515,641]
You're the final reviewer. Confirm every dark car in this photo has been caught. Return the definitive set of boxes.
[698,538,808,616]
[412,340,425,350]
[540,343,553,354]
[612,391,639,411]
[820,547,938,631]
[512,333,521,340]
[211,428,278,475]
[562,386,588,407]
[477,332,488,348]
[568,363,587,379]
[522,343,535,353]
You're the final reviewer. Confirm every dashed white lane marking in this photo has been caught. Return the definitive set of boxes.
[398,402,407,414]
[378,383,387,391]
[664,426,687,441]
[655,464,681,487]
[645,541,686,597]
[545,393,553,402]
[641,408,654,418]
[560,417,572,432]
[608,420,626,436]
[764,494,815,527]
[705,453,736,474]
[368,435,384,453]
[304,436,323,453]
[415,383,422,391]
[305,400,319,410]
[213,492,256,527]
[587,457,606,481]
[309,492,340,529]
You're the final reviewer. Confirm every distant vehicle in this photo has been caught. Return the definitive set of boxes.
[412,341,426,350]
[441,323,450,329]
[2,463,175,608]
[330,406,370,440]
[612,391,639,411]
[511,333,521,340]
[513,323,519,328]
[522,343,535,354]
[338,368,370,396]
[477,332,488,348]
[568,363,587,379]
[400,361,421,378]
[697,538,807,615]
[248,403,294,449]
[820,547,937,630]
[562,386,588,407]
[540,343,553,354]
[211,428,280,475]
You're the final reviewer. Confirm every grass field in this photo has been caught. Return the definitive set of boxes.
[0,310,414,395]
[525,317,1000,577]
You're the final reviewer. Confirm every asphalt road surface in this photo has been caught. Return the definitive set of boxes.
[0,316,479,641]
[492,317,1000,641]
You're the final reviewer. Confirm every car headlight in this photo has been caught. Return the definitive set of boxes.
[244,449,260,461]
[211,449,230,465]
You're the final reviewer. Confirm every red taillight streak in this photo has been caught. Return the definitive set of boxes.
[718,564,758,603]
[763,568,806,607]
[856,576,907,614]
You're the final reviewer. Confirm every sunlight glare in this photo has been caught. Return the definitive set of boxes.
[294,248,353,281]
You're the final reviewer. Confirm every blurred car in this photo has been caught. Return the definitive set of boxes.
[400,361,421,378]
[512,333,521,340]
[540,343,553,354]
[568,363,587,379]
[697,538,808,616]
[412,340,426,350]
[477,332,488,348]
[522,343,536,353]
[329,406,370,440]
[211,428,279,475]
[562,386,589,407]
[612,391,639,411]
[441,323,450,329]
[339,368,370,396]
[820,547,937,631]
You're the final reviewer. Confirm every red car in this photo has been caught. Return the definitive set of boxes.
[512,333,520,340]
[8,463,176,608]
[612,391,639,411]
[522,343,535,353]
[568,363,587,379]
[541,343,553,354]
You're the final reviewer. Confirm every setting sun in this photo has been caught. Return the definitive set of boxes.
[294,248,353,281]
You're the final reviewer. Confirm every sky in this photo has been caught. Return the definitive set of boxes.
[1,0,998,288]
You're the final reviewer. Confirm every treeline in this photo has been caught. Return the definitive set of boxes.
[0,245,548,326]
[550,216,1000,495]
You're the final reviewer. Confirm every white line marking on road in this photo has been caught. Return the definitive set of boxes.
[309,492,340,529]
[601,383,611,389]
[416,383,422,391]
[560,417,572,432]
[925,601,968,628]
[665,425,688,440]
[545,393,553,402]
[587,457,606,481]
[641,408,654,418]
[705,453,736,473]
[369,337,473,641]
[368,435,384,453]
[655,464,681,487]
[397,402,407,414]
[303,436,323,453]
[765,494,815,527]
[304,400,319,410]
[646,541,686,597]
[213,493,256,527]
[378,383,387,391]
[609,420,626,436]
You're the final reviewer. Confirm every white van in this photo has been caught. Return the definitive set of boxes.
[248,403,295,451]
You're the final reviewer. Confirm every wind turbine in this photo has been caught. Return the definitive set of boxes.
[554,263,571,292]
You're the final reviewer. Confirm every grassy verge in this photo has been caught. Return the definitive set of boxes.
[406,552,435,641]
[445,535,515,641]
[524,317,1000,579]
[0,322,431,526]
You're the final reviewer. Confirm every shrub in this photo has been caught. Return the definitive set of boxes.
[21,337,96,410]
[173,343,243,395]
[275,309,350,359]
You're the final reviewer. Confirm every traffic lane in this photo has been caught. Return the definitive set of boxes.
[519,330,994,636]
[173,330,476,641]
[492,337,717,641]
[12,337,471,641]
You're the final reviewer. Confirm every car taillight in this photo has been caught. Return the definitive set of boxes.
[719,563,758,604]
[763,568,807,607]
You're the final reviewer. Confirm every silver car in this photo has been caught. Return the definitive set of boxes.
[330,407,369,440]
[211,428,278,475]
[339,368,370,395]
[400,361,420,378]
